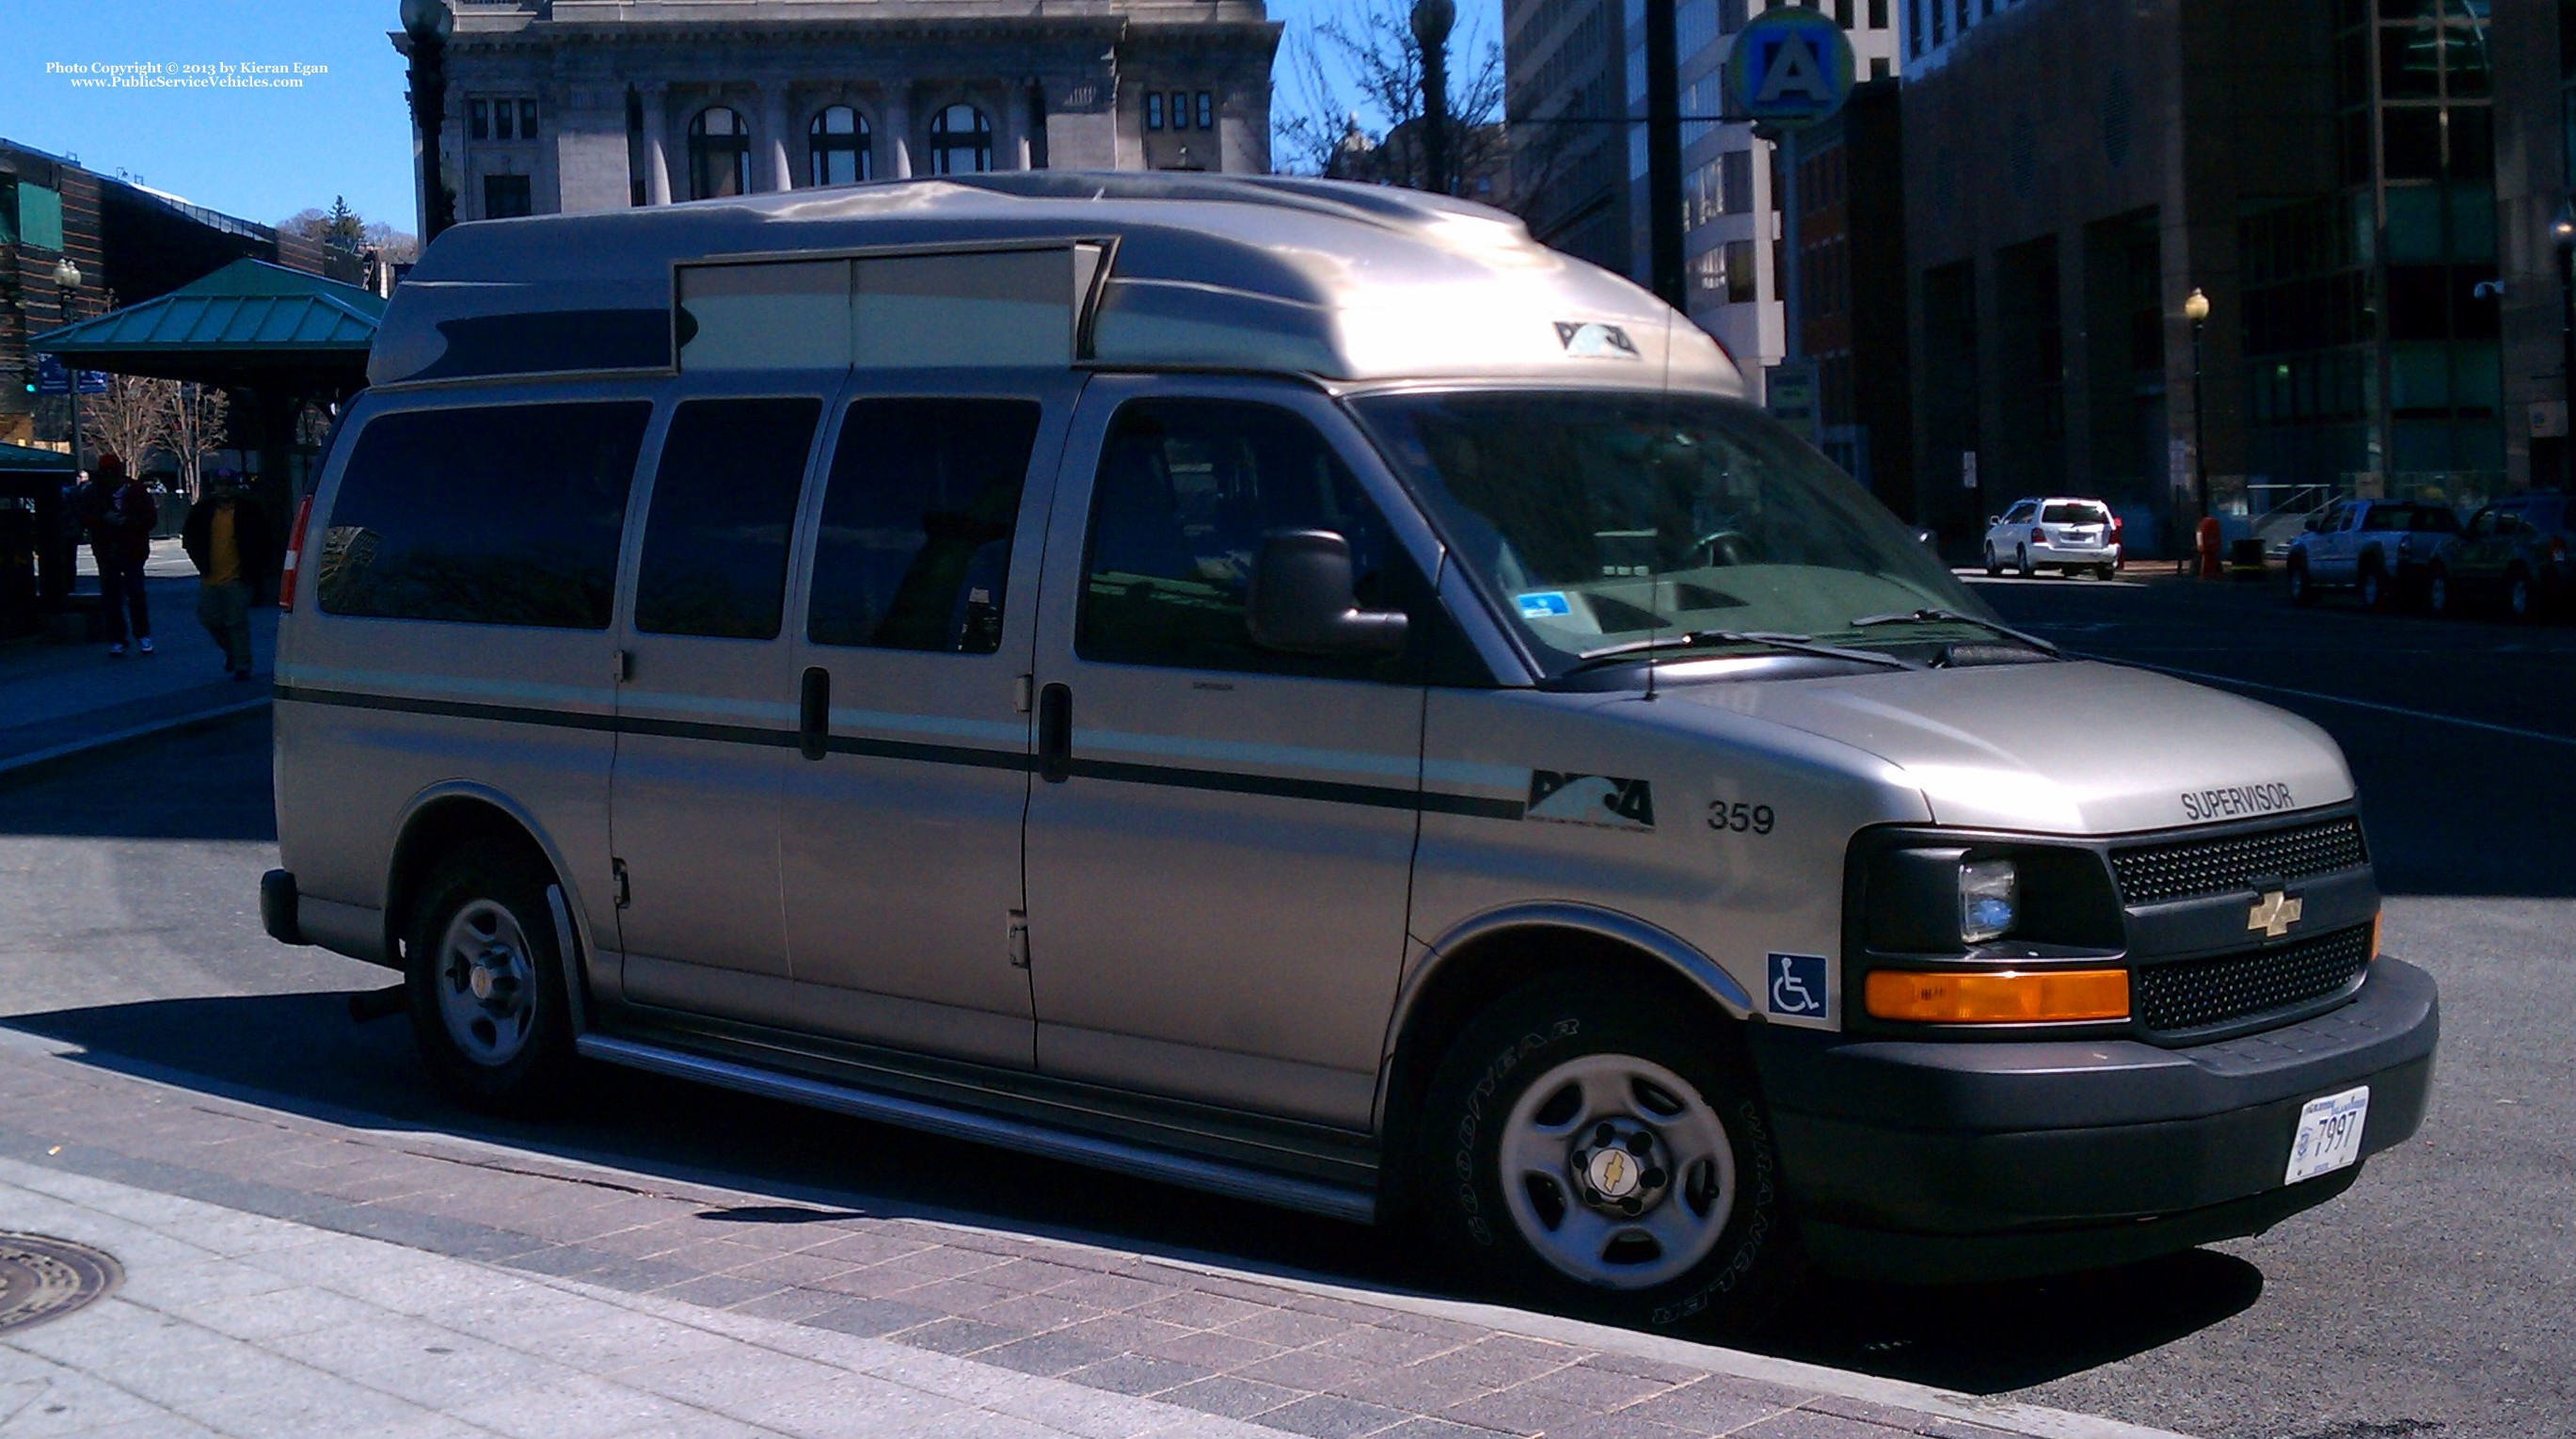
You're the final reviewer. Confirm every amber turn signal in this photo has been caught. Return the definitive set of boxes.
[1865,967,2131,1023]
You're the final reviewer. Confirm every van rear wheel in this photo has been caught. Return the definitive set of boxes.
[404,840,579,1114]
[1416,977,1798,1333]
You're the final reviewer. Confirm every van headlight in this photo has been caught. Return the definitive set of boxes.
[1854,840,2121,954]
[1959,857,2019,942]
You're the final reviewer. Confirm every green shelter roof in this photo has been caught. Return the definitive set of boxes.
[29,259,383,384]
[0,440,75,474]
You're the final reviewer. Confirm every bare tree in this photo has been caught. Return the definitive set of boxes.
[1273,0,1504,194]
[167,384,231,500]
[87,374,180,476]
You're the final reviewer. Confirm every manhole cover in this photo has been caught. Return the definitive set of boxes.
[0,1235,120,1335]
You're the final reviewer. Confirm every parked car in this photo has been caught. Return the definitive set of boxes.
[2284,499,2458,609]
[2426,494,2574,621]
[1981,497,2121,578]
[260,172,2436,1331]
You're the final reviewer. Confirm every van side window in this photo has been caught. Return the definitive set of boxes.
[319,401,650,629]
[1077,400,1391,677]
[807,397,1041,654]
[635,396,822,640]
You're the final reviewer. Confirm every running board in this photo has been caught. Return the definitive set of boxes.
[574,1033,1380,1225]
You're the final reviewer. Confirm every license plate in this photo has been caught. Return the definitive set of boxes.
[2285,1085,2370,1184]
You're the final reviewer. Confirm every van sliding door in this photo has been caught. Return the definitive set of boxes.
[607,376,828,1022]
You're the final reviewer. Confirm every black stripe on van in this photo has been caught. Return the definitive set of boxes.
[275,684,1526,821]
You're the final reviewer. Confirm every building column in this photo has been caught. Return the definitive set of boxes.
[883,88,913,178]
[642,83,674,205]
[1012,85,1038,169]
[763,85,794,191]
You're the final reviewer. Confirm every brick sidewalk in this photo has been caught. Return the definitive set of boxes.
[0,1029,2180,1439]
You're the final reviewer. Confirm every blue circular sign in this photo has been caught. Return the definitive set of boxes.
[1725,6,1857,131]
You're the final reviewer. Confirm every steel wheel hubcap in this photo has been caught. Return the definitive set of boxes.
[437,899,536,1067]
[1498,1053,1736,1290]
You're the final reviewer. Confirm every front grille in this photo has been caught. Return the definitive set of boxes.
[2136,924,2373,1033]
[2110,816,2366,904]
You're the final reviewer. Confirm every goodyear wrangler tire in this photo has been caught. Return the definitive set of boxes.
[1419,977,1799,1332]
[405,840,580,1115]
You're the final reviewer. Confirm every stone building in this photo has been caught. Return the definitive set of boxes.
[406,0,1283,228]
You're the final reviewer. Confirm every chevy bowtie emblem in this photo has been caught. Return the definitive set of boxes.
[2249,890,2304,938]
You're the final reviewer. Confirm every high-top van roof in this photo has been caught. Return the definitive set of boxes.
[371,170,1743,394]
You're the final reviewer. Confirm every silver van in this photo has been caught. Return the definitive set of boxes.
[262,173,2436,1329]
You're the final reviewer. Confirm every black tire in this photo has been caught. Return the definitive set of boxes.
[2427,566,2455,618]
[1983,544,2002,578]
[2358,562,2386,612]
[2287,558,2315,606]
[2507,568,2536,623]
[1417,975,1799,1333]
[404,839,580,1114]
[2095,564,2116,582]
[2015,545,2033,579]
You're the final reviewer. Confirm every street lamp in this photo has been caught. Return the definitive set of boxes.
[51,255,84,480]
[401,0,456,243]
[2554,203,2575,485]
[2182,286,2212,577]
[1410,0,1455,196]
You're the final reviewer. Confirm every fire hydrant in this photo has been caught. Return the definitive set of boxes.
[2196,517,2223,579]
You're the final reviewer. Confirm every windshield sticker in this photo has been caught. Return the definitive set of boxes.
[1767,953,1829,1018]
[1527,772,1655,830]
[1516,591,1573,619]
[1553,322,1642,360]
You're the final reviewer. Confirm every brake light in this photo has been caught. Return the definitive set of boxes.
[278,493,313,611]
[2029,526,2045,544]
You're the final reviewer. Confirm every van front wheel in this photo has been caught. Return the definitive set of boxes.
[1417,978,1798,1333]
[405,841,579,1114]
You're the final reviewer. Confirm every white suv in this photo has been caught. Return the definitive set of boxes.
[1984,497,2121,579]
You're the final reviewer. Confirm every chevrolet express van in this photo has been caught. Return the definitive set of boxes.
[262,172,2436,1328]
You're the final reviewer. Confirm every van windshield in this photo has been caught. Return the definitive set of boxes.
[1353,391,1996,678]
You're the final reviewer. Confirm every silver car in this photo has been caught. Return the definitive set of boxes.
[262,172,2436,1331]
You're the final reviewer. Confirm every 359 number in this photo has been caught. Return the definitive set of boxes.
[1708,801,1774,835]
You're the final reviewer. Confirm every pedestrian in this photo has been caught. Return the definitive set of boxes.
[181,468,272,680]
[82,453,157,657]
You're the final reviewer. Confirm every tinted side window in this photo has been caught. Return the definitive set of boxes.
[808,398,1041,654]
[320,402,649,629]
[635,397,821,640]
[1077,400,1391,676]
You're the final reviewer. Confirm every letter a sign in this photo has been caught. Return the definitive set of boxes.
[1727,6,1856,131]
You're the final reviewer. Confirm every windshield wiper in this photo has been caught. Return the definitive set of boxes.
[1848,608,2062,656]
[1568,630,1917,674]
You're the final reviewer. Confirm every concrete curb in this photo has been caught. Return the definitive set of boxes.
[0,1024,2192,1439]
[0,695,268,789]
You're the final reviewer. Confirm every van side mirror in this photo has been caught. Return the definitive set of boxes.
[1984,515,1998,527]
[1247,530,1408,657]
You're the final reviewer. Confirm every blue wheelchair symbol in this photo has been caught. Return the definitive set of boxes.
[1768,953,1828,1018]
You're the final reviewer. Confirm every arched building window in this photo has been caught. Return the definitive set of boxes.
[929,104,992,175]
[688,106,751,199]
[809,105,872,186]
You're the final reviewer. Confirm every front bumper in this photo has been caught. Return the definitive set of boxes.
[1746,955,2438,1283]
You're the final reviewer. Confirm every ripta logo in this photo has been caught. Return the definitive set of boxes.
[1526,771,1656,830]
[1553,321,1642,360]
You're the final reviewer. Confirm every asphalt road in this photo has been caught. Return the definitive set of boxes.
[0,570,2568,1439]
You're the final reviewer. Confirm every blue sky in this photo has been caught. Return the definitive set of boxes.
[0,0,1495,236]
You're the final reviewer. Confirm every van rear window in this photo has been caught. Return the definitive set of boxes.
[317,401,650,629]
[2041,503,2107,525]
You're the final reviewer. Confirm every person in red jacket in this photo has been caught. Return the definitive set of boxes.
[80,453,158,657]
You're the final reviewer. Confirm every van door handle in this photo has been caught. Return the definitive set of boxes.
[799,666,830,761]
[1037,682,1072,783]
